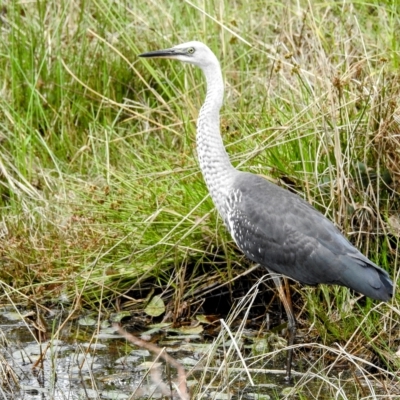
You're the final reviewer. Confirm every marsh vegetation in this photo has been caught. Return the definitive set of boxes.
[0,0,399,398]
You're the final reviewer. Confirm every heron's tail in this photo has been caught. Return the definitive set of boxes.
[340,257,393,301]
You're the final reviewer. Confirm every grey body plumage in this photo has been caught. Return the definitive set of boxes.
[139,41,393,379]
[225,172,392,301]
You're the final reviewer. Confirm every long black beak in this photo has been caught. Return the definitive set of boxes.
[138,48,184,59]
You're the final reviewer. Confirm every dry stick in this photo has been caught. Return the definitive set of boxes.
[115,324,190,400]
[219,319,254,386]
[128,349,169,400]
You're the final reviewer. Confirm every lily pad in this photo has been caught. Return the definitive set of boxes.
[209,391,232,399]
[166,334,202,340]
[101,320,111,329]
[95,326,121,339]
[2,312,24,321]
[246,394,271,400]
[95,332,122,339]
[135,361,162,371]
[196,314,218,324]
[167,325,203,335]
[100,390,130,399]
[78,316,97,326]
[144,295,165,317]
[149,322,172,329]
[110,311,131,322]
[281,387,297,395]
[179,343,213,353]
[130,349,151,357]
[82,342,107,350]
[115,355,140,364]
[179,357,199,366]
[252,338,269,352]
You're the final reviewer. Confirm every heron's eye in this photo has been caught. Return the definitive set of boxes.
[187,47,195,54]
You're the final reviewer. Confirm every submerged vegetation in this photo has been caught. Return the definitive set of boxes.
[0,0,399,398]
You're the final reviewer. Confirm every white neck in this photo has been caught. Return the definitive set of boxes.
[196,61,236,216]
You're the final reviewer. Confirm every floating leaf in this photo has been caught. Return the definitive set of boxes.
[167,325,203,335]
[179,343,213,353]
[196,314,214,324]
[258,384,278,389]
[100,320,111,329]
[166,334,202,340]
[82,343,107,350]
[179,357,199,366]
[98,372,133,383]
[144,295,165,317]
[209,391,232,399]
[95,332,121,339]
[148,322,172,329]
[141,323,171,337]
[110,311,131,322]
[252,338,269,352]
[115,355,140,364]
[95,325,120,339]
[158,339,181,347]
[130,349,151,357]
[78,316,97,326]
[246,394,271,400]
[100,390,130,399]
[2,312,24,321]
[281,387,297,396]
[135,361,162,371]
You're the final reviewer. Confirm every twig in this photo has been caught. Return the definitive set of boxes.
[115,324,190,400]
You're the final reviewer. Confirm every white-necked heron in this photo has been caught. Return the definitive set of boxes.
[139,41,393,380]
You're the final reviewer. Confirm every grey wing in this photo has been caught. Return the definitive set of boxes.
[225,184,334,285]
[225,172,392,301]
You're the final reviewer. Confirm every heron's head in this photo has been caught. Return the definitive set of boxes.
[139,41,219,69]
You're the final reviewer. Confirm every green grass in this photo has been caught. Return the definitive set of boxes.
[0,0,399,397]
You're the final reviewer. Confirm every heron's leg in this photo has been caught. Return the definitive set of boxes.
[271,274,296,381]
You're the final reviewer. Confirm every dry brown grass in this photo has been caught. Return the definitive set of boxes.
[0,1,399,397]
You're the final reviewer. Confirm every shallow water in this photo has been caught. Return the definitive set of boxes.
[0,309,388,400]
[0,309,297,399]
